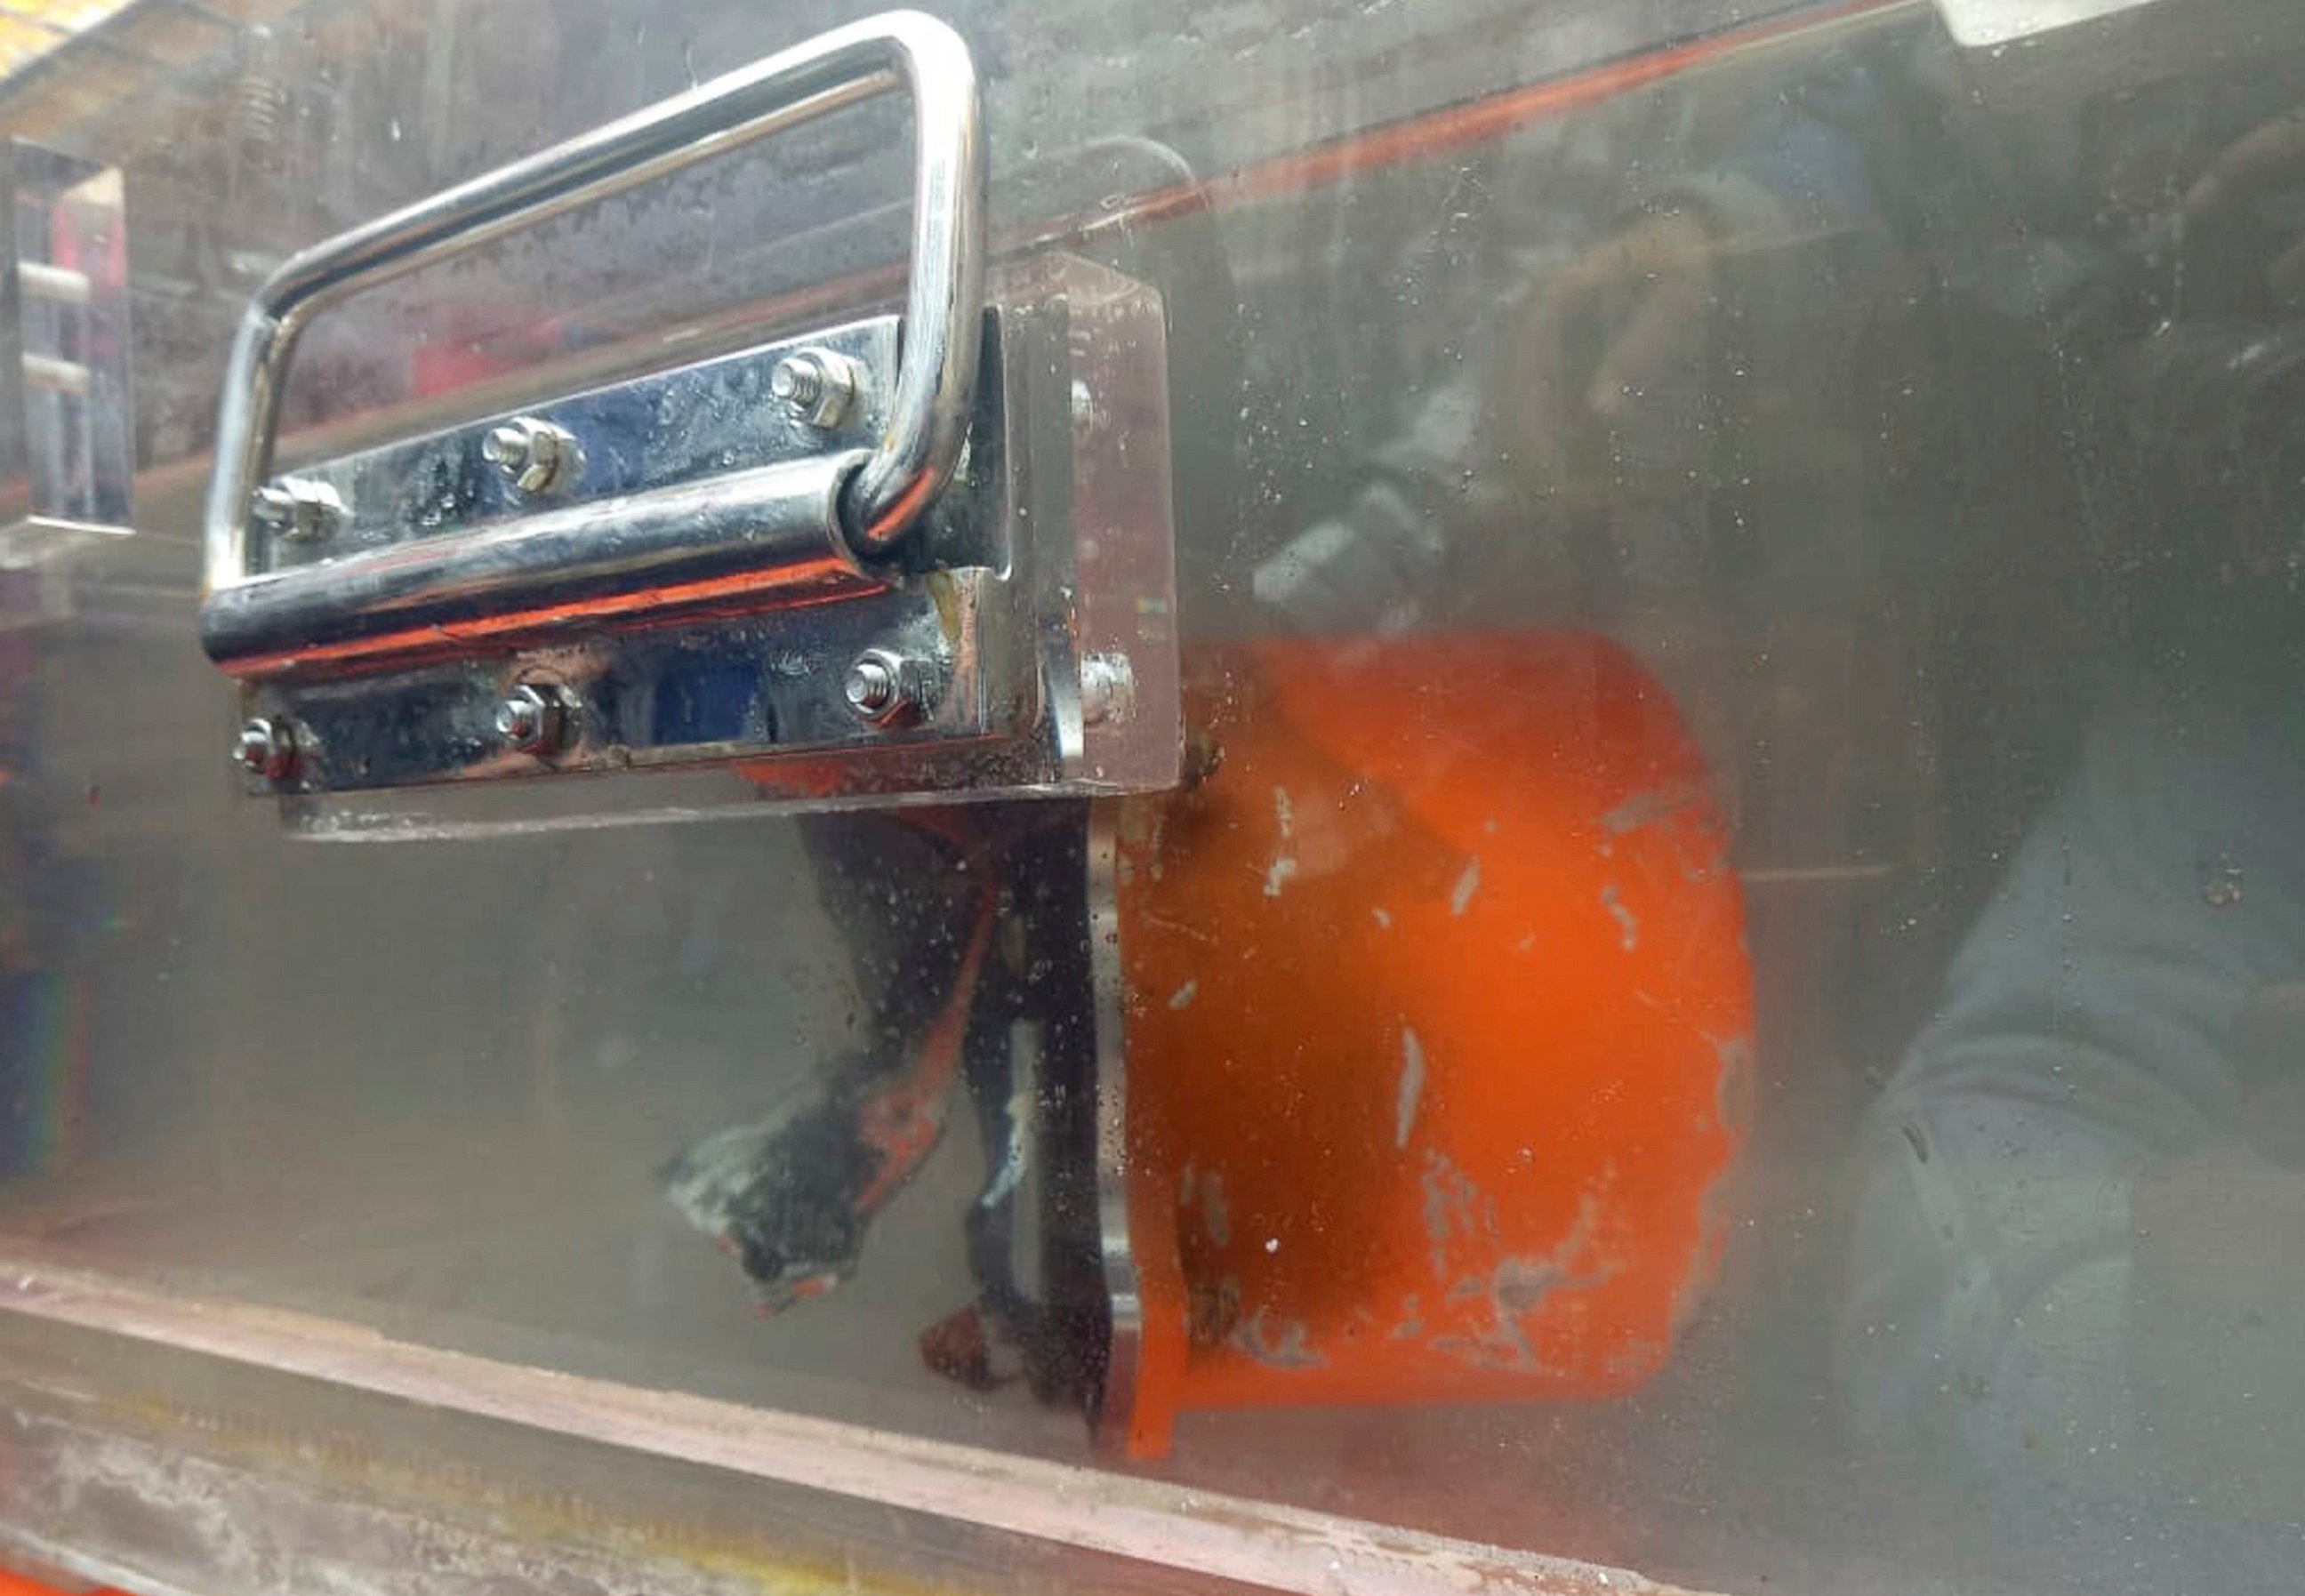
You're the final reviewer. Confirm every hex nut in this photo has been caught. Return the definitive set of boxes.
[233,716,299,782]
[771,349,863,429]
[495,682,576,755]
[843,648,926,726]
[481,417,582,495]
[250,477,345,543]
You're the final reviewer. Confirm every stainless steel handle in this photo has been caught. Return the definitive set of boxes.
[201,9,984,608]
[200,456,880,677]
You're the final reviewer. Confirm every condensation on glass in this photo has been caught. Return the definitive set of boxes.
[0,0,2297,1593]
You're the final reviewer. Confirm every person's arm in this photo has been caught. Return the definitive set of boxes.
[1252,35,1933,634]
[1839,692,2305,1512]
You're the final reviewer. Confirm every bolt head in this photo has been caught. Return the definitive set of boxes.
[769,357,821,408]
[250,477,343,543]
[249,485,294,525]
[233,717,297,782]
[843,655,898,717]
[481,424,526,469]
[482,417,579,494]
[494,696,541,745]
[842,649,929,726]
[771,349,860,429]
[495,682,573,755]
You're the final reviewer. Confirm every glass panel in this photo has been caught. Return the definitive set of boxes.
[4,148,133,541]
[2,0,2303,1592]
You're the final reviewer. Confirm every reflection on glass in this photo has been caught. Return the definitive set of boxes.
[0,143,132,555]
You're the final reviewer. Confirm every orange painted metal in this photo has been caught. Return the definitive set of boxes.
[0,1568,127,1596]
[1113,632,1752,1456]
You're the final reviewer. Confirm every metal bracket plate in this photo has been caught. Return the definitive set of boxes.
[217,253,1177,830]
[195,15,1177,830]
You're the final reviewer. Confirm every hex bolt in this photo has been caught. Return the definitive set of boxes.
[770,348,863,429]
[249,477,345,543]
[844,654,897,718]
[495,682,576,756]
[232,716,299,782]
[843,648,923,726]
[481,416,582,495]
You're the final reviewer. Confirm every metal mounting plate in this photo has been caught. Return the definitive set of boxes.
[220,254,1178,833]
[253,317,900,582]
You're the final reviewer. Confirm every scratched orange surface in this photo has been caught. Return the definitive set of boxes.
[1116,632,1752,1454]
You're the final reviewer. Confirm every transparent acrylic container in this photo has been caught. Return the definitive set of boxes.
[0,3,2300,1594]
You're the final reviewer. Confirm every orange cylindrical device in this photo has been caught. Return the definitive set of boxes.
[1109,630,1752,1456]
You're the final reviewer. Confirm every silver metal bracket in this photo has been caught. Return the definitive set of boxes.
[207,256,1177,823]
[195,14,1178,830]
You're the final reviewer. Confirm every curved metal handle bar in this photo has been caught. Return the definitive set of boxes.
[202,9,984,604]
